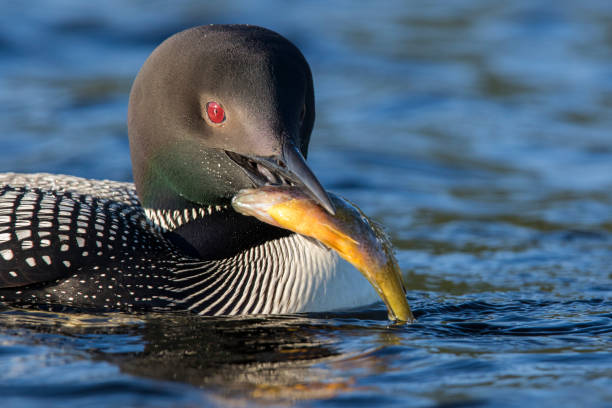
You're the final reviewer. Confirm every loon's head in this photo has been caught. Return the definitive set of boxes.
[127,25,333,217]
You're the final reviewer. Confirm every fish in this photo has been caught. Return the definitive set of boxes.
[232,185,414,323]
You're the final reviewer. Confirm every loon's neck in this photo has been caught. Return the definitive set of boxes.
[166,209,290,260]
[143,194,290,261]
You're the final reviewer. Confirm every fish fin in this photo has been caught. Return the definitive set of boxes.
[320,223,360,246]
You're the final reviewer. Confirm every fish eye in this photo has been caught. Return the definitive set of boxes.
[206,101,226,124]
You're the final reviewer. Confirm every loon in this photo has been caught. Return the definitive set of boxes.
[0,25,382,315]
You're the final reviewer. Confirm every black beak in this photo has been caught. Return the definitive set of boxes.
[226,143,336,215]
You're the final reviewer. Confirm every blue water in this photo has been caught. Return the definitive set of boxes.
[1,1,611,407]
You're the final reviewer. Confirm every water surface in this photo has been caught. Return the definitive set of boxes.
[1,1,611,407]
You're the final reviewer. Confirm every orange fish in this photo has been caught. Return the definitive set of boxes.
[232,186,414,323]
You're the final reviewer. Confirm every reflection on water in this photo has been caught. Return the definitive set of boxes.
[1,0,612,407]
[1,300,610,406]
[0,307,392,404]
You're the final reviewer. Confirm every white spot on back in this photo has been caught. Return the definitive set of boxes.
[15,230,31,240]
[0,249,14,260]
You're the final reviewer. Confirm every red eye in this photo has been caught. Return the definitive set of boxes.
[206,101,225,124]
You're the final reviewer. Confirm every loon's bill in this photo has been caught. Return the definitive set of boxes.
[226,142,335,215]
[232,185,414,323]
